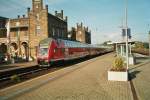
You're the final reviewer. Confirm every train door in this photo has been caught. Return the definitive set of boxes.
[53,40,64,60]
[56,47,63,59]
[61,48,65,59]
[53,47,59,59]
[64,48,69,59]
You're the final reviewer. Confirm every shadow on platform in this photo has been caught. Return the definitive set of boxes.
[129,70,141,81]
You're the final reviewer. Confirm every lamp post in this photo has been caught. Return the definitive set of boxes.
[149,31,150,57]
[6,19,11,61]
[16,21,21,57]
[125,0,129,70]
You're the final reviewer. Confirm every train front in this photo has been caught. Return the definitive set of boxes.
[37,38,52,66]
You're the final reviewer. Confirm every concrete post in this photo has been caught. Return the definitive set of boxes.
[122,45,125,56]
[149,31,150,57]
[116,43,118,56]
[129,43,132,55]
[121,45,123,56]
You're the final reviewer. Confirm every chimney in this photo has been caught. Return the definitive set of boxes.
[55,11,57,16]
[18,15,20,18]
[27,7,30,12]
[27,7,30,17]
[61,10,64,19]
[81,22,83,27]
[22,15,25,18]
[65,16,68,22]
[45,5,48,10]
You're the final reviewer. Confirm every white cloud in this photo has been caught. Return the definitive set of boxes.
[91,31,122,44]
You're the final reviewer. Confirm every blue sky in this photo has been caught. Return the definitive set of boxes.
[0,0,150,44]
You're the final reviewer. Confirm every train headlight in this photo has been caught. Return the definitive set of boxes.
[45,60,49,63]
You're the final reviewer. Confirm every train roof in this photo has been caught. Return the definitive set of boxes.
[58,39,102,48]
[39,38,110,49]
[63,39,89,48]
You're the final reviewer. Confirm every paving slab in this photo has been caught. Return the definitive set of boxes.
[129,57,150,100]
[0,53,133,100]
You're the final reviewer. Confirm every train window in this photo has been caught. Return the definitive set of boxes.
[56,40,59,46]
[39,48,48,56]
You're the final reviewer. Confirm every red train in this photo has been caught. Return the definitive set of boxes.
[37,38,112,66]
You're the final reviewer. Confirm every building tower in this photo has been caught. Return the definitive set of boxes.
[28,0,48,59]
[32,0,43,11]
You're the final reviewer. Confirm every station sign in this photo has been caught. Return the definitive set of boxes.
[122,28,131,39]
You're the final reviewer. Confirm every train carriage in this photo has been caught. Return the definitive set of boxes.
[37,38,112,66]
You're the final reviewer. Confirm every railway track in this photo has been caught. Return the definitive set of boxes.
[0,66,46,82]
[0,65,64,89]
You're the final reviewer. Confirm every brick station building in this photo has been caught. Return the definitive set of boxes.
[0,17,8,56]
[68,22,91,44]
[0,0,68,60]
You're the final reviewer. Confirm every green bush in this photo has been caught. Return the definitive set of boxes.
[112,57,124,71]
[10,75,21,83]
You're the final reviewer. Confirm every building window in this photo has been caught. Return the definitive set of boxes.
[78,31,82,35]
[52,28,55,36]
[36,25,41,34]
[16,22,20,27]
[36,14,40,21]
[68,34,71,39]
[24,31,28,36]
[36,5,39,8]
[35,46,38,57]
[36,25,40,29]
[60,30,62,38]
[0,22,2,28]
[58,29,60,37]
[15,32,18,37]
[61,30,64,38]
[56,29,58,37]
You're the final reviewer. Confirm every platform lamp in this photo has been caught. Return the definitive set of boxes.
[148,31,150,57]
[125,0,129,70]
[6,19,11,61]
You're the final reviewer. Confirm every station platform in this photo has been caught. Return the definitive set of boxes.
[0,61,37,73]
[129,56,150,100]
[0,53,149,100]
